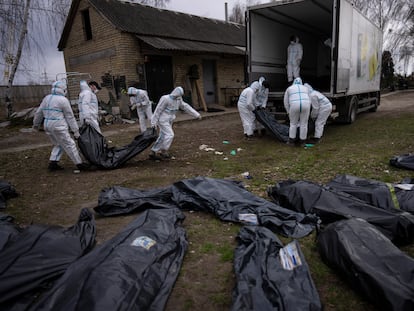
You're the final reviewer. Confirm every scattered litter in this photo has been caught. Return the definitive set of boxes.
[223,157,229,161]
[214,151,223,155]
[230,150,237,156]
[19,128,34,133]
[237,148,243,152]
[304,144,314,149]
[121,118,136,124]
[199,144,215,152]
[241,172,252,179]
[223,140,230,144]
[199,144,208,150]
[73,169,81,174]
[384,170,390,174]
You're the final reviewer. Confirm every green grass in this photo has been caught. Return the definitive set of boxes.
[1,106,413,311]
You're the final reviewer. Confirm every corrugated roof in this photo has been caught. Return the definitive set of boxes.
[59,0,245,53]
[137,36,245,55]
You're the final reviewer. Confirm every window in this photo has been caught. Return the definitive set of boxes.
[82,9,92,40]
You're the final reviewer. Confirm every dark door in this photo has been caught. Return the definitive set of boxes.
[202,60,217,105]
[145,55,173,103]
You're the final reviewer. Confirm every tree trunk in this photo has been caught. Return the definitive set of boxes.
[5,0,31,118]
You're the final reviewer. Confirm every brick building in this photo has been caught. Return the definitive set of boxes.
[58,0,246,113]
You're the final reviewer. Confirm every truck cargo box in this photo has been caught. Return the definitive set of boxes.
[247,0,382,122]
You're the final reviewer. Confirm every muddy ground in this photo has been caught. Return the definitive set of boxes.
[0,89,413,310]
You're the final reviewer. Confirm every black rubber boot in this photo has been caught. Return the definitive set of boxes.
[299,139,307,147]
[76,163,97,171]
[286,138,295,146]
[48,161,64,171]
[149,151,162,161]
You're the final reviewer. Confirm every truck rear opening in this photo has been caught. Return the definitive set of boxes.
[247,0,382,123]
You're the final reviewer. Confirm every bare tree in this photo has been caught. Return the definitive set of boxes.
[352,0,413,75]
[127,0,170,8]
[229,0,262,24]
[0,0,70,117]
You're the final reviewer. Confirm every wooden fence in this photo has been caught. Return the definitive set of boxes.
[0,85,50,121]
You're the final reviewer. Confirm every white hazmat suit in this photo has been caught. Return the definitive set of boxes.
[287,36,303,82]
[237,81,261,137]
[78,80,101,134]
[304,83,332,140]
[256,77,269,109]
[33,81,83,168]
[127,87,153,133]
[150,87,201,157]
[284,77,311,142]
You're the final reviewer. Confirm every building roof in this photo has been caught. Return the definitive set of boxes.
[58,0,245,55]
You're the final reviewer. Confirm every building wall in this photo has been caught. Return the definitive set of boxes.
[62,0,245,114]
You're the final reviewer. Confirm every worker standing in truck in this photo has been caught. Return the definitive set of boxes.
[286,35,303,83]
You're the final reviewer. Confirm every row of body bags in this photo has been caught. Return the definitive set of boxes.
[0,175,413,310]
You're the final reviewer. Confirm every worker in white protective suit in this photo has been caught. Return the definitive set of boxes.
[237,81,261,140]
[127,87,153,133]
[286,35,303,83]
[283,77,311,146]
[150,87,201,160]
[33,81,89,172]
[254,77,270,135]
[304,83,332,144]
[78,80,102,134]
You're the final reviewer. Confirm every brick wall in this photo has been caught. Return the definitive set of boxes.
[62,0,245,110]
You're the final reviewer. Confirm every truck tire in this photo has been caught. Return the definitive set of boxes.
[369,92,380,112]
[347,96,358,124]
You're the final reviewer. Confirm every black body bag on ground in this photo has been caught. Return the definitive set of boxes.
[95,185,174,216]
[317,218,414,311]
[231,226,322,311]
[327,174,414,214]
[0,179,18,209]
[254,109,289,142]
[78,124,158,169]
[390,153,414,170]
[29,208,187,311]
[96,177,319,238]
[0,208,96,310]
[171,177,319,238]
[0,213,22,252]
[267,180,414,245]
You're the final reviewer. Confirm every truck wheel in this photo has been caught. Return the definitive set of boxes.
[369,92,380,112]
[347,96,358,124]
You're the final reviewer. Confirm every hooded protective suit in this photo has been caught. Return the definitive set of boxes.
[283,77,311,140]
[127,87,153,133]
[256,77,269,109]
[78,80,101,134]
[33,81,83,165]
[150,87,200,153]
[237,81,261,137]
[304,83,332,139]
[286,36,303,82]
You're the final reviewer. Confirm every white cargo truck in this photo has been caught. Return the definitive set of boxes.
[246,0,383,123]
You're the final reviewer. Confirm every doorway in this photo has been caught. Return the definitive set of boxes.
[202,60,217,105]
[145,55,173,103]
